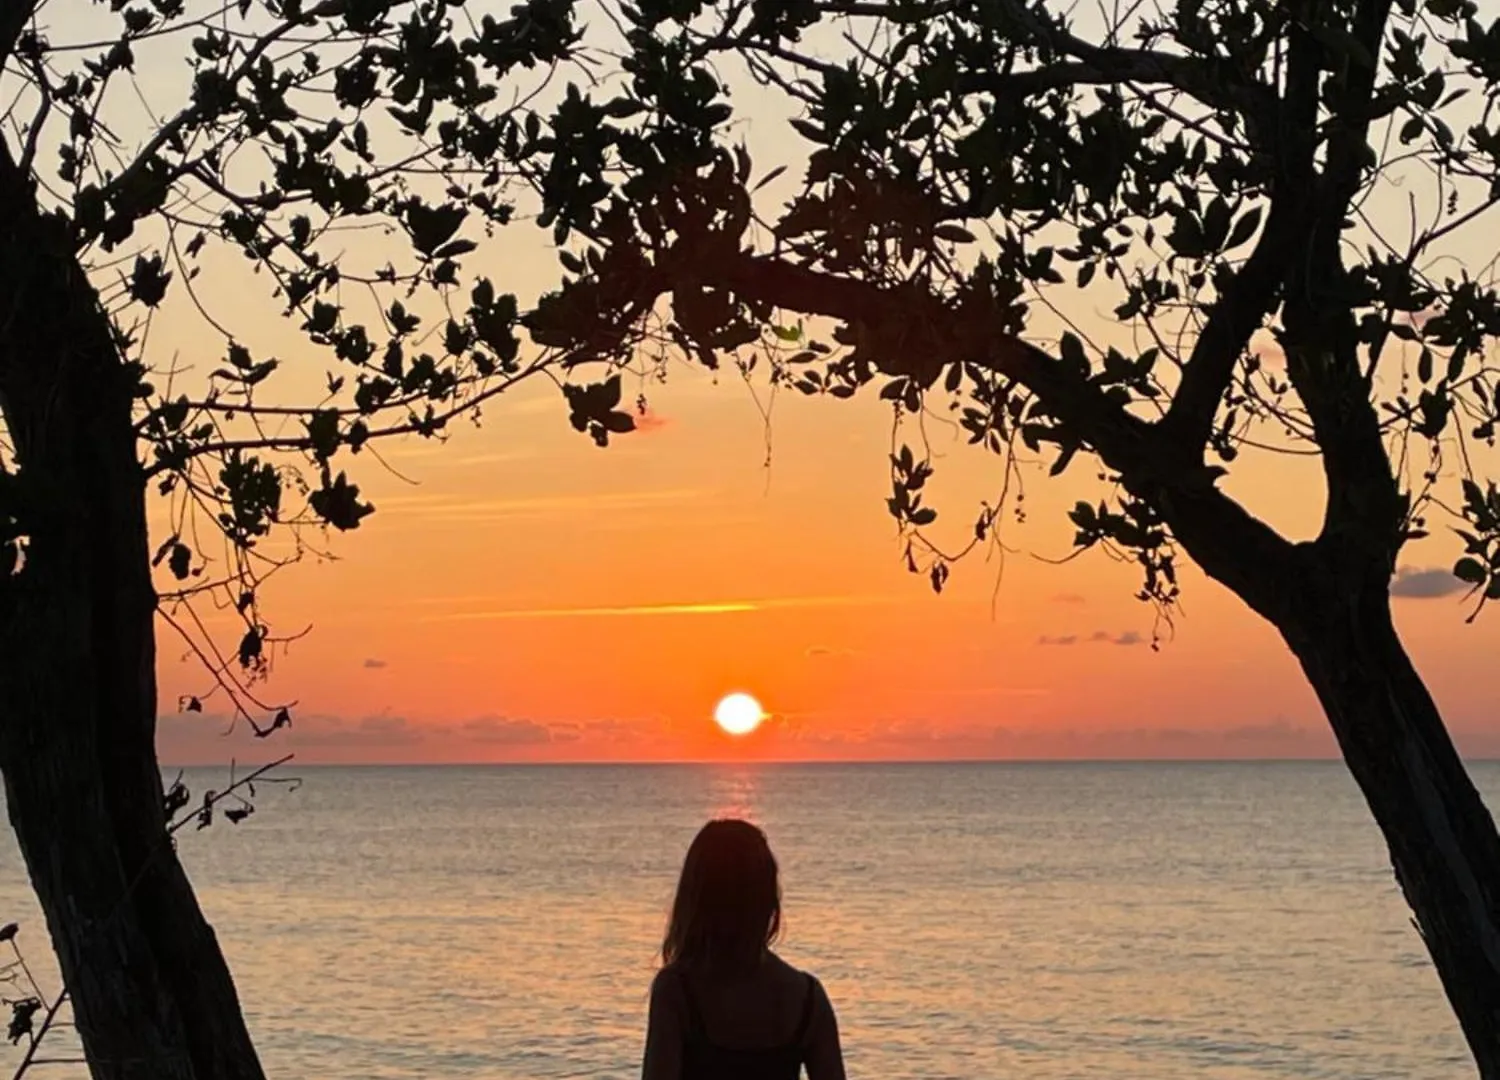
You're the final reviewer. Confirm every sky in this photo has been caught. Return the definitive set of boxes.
[151,353,1500,764]
[29,0,1498,766]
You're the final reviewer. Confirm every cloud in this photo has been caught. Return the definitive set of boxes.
[156,710,660,764]
[805,645,857,659]
[633,409,671,434]
[1052,593,1087,604]
[292,715,426,747]
[427,595,898,623]
[1390,566,1466,599]
[460,716,554,745]
[362,658,388,669]
[933,685,1052,699]
[788,712,1341,758]
[1039,630,1144,646]
[373,487,707,526]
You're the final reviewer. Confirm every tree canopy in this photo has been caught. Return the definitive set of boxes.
[509,0,1500,622]
[0,0,644,726]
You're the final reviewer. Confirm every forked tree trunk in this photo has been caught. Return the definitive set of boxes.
[0,147,265,1078]
[1276,571,1500,1076]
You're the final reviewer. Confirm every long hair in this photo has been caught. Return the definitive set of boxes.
[662,819,782,972]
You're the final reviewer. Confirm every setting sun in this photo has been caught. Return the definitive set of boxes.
[713,693,765,736]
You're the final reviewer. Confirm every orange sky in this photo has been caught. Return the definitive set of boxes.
[55,0,1494,766]
[152,352,1500,764]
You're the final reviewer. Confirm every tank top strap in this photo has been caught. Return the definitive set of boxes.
[676,969,707,1037]
[790,973,818,1047]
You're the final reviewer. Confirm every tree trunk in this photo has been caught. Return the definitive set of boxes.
[1279,577,1500,1076]
[0,146,266,1078]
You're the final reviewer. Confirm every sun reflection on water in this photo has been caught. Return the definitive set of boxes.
[708,764,761,821]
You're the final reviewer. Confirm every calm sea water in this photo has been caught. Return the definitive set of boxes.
[0,761,1493,1079]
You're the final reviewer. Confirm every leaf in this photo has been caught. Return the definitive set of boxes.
[1059,332,1089,374]
[168,542,192,581]
[258,707,293,738]
[434,239,478,260]
[753,165,787,192]
[910,507,937,526]
[128,253,172,307]
[304,301,339,336]
[305,409,341,461]
[238,627,263,668]
[0,923,17,944]
[1454,557,1487,584]
[1165,209,1205,259]
[789,117,824,143]
[934,223,976,243]
[310,472,375,531]
[1226,206,1263,250]
[403,201,468,258]
[602,97,645,119]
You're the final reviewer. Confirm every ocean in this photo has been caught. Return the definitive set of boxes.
[0,761,1491,1079]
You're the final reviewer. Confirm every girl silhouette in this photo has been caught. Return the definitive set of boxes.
[641,819,846,1080]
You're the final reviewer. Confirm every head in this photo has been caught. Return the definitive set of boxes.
[662,818,782,972]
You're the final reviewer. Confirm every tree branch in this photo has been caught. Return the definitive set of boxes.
[1317,0,1394,220]
[699,250,1305,616]
[97,0,343,220]
[1162,23,1325,454]
[955,51,1275,141]
[142,356,552,479]
[1276,1,1406,559]
[0,0,39,72]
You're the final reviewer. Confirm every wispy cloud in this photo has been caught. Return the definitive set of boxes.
[1039,629,1145,646]
[374,487,708,525]
[426,595,898,622]
[461,716,554,745]
[362,658,389,669]
[1390,565,1466,599]
[633,410,671,434]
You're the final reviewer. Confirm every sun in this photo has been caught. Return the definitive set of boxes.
[713,692,766,736]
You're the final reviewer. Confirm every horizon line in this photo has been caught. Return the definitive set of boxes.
[157,755,1500,768]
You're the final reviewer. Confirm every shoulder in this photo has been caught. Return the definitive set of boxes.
[767,952,823,987]
[766,954,832,1010]
[649,965,687,1008]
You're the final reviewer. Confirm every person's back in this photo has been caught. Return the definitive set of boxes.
[640,820,847,1080]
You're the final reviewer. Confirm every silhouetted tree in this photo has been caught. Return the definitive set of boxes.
[514,0,1500,1071]
[0,1,633,1076]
